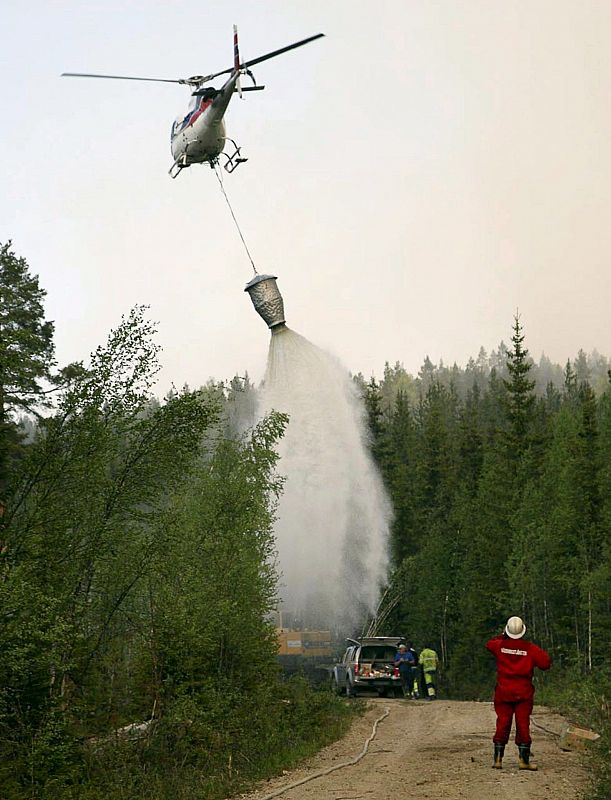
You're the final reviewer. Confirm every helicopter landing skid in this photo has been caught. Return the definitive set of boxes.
[168,154,189,179]
[221,138,248,173]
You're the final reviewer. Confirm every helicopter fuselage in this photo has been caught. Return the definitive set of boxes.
[62,29,323,178]
[170,72,238,167]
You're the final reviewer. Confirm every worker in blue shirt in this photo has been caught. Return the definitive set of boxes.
[405,641,420,698]
[394,644,416,697]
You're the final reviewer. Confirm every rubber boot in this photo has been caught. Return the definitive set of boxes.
[493,743,505,769]
[518,744,538,771]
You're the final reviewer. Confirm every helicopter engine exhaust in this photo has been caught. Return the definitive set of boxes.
[244,274,286,332]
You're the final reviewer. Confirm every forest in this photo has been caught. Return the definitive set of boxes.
[361,320,609,689]
[0,243,353,799]
[1,240,609,798]
[360,318,610,797]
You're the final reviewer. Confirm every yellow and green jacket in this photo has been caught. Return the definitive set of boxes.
[419,648,438,672]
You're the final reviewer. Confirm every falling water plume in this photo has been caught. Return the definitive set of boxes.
[247,276,391,632]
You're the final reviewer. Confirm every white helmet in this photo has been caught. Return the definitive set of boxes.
[505,616,526,639]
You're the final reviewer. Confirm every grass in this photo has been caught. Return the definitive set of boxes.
[6,678,361,800]
[536,672,610,800]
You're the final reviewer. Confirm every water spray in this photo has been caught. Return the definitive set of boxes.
[247,273,391,632]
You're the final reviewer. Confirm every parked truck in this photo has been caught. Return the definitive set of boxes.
[331,636,404,697]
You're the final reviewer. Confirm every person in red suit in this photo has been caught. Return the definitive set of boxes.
[486,616,551,770]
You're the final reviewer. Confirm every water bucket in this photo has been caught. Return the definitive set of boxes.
[244,274,286,329]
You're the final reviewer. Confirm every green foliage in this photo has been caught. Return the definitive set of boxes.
[2,245,609,799]
[536,672,610,800]
[0,300,355,800]
[369,316,610,714]
[0,241,54,499]
[503,313,536,453]
[0,241,55,416]
[0,307,221,792]
[150,412,287,704]
[364,318,610,798]
[72,679,355,800]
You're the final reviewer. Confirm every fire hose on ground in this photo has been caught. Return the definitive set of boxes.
[249,706,391,800]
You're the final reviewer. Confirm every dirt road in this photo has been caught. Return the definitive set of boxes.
[239,698,589,800]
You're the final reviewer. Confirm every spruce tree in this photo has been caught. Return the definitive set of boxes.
[363,377,391,467]
[503,313,536,456]
[386,390,418,562]
[576,381,602,670]
[458,383,484,496]
[564,359,578,400]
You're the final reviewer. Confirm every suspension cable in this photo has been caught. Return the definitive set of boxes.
[214,164,257,276]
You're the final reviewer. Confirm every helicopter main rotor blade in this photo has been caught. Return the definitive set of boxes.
[61,72,185,84]
[243,32,324,69]
[63,33,324,87]
[201,33,325,83]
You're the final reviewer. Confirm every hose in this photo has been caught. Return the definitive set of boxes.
[251,706,391,800]
[531,718,561,737]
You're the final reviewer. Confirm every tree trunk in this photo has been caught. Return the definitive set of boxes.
[587,588,592,672]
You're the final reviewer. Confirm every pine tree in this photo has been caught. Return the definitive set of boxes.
[0,243,56,500]
[0,243,56,416]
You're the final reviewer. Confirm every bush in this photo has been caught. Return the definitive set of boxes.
[536,672,610,800]
[75,677,356,800]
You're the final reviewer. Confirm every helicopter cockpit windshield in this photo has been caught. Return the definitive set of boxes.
[171,90,218,138]
[172,95,199,138]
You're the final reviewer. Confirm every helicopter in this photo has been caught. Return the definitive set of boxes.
[62,27,324,179]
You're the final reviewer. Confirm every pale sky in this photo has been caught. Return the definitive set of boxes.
[2,1,610,394]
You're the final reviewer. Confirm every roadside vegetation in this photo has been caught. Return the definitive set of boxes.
[0,242,356,800]
[536,676,609,800]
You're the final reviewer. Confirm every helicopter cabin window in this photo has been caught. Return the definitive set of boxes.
[172,98,198,136]
[171,116,185,137]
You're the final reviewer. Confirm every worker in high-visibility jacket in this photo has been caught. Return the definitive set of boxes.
[418,645,439,700]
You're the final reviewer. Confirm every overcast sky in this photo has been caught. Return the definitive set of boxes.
[2,1,609,394]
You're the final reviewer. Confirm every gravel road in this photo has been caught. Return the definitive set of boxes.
[238,698,589,800]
